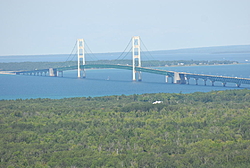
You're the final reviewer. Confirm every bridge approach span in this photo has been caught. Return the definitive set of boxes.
[16,64,250,87]
[57,64,175,76]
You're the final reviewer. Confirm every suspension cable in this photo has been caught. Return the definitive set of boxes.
[68,49,77,62]
[115,38,132,60]
[140,38,155,60]
[84,48,95,62]
[65,41,77,62]
[120,47,132,60]
[85,41,98,61]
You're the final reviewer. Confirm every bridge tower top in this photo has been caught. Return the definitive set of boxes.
[77,39,85,78]
[132,36,141,81]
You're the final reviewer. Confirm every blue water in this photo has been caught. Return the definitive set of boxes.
[1,64,250,100]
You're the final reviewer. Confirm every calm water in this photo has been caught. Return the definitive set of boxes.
[1,64,250,100]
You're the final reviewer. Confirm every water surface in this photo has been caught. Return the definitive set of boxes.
[0,64,249,100]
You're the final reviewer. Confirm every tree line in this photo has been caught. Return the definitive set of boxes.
[0,59,238,71]
[0,89,250,167]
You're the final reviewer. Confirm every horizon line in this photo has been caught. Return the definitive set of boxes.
[0,44,249,57]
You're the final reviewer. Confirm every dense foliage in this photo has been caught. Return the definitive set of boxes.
[1,89,250,167]
[0,60,237,71]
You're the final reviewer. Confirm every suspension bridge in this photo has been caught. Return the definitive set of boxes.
[16,36,250,87]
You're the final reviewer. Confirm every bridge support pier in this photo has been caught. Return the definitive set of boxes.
[78,69,86,78]
[165,76,173,83]
[186,77,190,85]
[211,81,215,86]
[49,68,57,77]
[173,72,186,84]
[195,78,199,85]
[203,79,207,86]
[82,69,86,78]
[222,82,227,87]
[236,83,241,87]
[138,72,142,81]
[165,76,169,83]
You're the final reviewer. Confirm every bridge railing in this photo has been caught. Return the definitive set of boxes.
[16,64,250,87]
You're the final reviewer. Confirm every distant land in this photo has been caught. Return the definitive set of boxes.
[1,44,250,57]
[152,44,250,54]
[0,45,249,63]
[0,60,238,72]
[84,44,250,60]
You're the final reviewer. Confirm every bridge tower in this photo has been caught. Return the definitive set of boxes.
[132,36,142,81]
[77,39,85,78]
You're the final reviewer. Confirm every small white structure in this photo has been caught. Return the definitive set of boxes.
[152,101,163,104]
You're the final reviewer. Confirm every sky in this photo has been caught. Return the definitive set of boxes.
[0,0,250,55]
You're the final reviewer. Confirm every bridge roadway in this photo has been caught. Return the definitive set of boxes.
[16,64,250,87]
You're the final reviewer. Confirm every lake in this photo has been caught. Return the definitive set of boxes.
[0,64,250,100]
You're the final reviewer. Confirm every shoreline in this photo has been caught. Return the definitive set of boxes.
[152,62,248,68]
[0,63,247,74]
[0,71,16,75]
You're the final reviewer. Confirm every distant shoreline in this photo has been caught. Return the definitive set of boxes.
[151,62,242,67]
[0,71,16,75]
[0,62,247,75]
[0,44,250,57]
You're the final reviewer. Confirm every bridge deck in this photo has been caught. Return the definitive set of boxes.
[16,64,250,86]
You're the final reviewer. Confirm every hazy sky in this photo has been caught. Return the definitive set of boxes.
[0,0,250,55]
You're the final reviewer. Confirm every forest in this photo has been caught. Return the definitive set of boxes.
[0,60,237,71]
[0,89,250,167]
